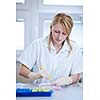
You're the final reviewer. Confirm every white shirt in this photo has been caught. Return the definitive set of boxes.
[18,35,83,82]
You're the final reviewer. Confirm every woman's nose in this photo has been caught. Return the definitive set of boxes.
[58,33,62,40]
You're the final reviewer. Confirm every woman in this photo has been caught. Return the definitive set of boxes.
[18,13,83,86]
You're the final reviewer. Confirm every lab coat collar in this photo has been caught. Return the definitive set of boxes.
[61,40,70,52]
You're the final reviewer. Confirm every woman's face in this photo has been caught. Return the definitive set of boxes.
[51,23,68,45]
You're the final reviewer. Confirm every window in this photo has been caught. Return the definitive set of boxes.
[43,20,51,37]
[43,0,83,6]
[16,0,30,10]
[70,23,83,48]
[16,19,24,50]
[16,0,32,58]
[16,0,25,4]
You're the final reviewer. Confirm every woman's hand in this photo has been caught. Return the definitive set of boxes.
[54,76,73,86]
[39,69,51,80]
[53,74,80,86]
[19,64,51,80]
[28,69,51,80]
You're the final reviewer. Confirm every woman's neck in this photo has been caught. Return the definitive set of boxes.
[55,45,62,54]
[52,41,62,53]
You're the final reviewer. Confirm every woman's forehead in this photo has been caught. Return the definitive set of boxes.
[52,24,66,31]
[53,24,62,28]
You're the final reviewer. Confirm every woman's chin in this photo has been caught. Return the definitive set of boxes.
[53,38,63,45]
[55,40,62,45]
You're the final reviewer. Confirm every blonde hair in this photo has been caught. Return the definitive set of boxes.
[48,13,73,54]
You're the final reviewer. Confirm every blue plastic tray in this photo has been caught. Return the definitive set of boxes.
[16,87,54,97]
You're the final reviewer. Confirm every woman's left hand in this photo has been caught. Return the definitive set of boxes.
[54,76,73,86]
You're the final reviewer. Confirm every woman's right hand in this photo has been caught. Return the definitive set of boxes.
[28,69,51,80]
[39,69,51,80]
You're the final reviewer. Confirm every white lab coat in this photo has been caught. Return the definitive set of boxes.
[18,35,83,83]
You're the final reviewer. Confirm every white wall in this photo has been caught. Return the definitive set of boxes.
[70,23,83,48]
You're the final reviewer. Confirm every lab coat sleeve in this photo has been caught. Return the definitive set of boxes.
[71,45,83,74]
[17,41,37,70]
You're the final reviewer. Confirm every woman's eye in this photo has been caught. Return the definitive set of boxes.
[55,30,58,33]
[55,30,59,33]
[62,32,66,35]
